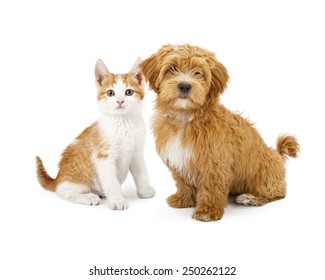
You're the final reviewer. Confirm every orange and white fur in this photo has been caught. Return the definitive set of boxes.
[141,44,299,221]
[36,59,155,209]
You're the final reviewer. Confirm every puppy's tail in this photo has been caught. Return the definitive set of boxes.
[36,156,57,191]
[276,134,300,161]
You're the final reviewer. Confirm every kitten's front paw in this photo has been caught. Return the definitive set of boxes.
[137,187,155,199]
[109,199,129,210]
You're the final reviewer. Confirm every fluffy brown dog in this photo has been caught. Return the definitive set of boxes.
[141,44,299,221]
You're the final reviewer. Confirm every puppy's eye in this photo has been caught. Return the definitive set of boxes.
[106,90,115,97]
[194,71,203,77]
[169,66,179,74]
[125,89,134,96]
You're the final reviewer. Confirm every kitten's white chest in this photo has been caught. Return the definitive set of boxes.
[160,131,192,172]
[98,116,144,168]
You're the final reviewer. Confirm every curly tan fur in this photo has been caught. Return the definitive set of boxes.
[141,44,299,222]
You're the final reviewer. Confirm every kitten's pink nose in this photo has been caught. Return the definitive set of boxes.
[116,100,125,105]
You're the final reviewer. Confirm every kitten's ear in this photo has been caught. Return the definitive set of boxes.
[95,59,110,87]
[130,57,143,85]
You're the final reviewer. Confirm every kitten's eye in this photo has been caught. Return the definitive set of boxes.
[125,89,134,96]
[106,90,115,97]
[169,66,179,74]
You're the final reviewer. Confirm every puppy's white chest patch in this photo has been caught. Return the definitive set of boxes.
[160,131,191,172]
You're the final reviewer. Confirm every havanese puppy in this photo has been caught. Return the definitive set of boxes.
[140,44,299,221]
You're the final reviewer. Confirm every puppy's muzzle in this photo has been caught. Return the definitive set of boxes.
[178,82,192,98]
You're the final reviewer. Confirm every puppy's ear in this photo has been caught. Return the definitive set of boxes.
[140,55,159,92]
[95,59,111,88]
[207,54,229,97]
[140,45,174,93]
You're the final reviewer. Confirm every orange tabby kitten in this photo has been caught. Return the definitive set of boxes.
[36,59,155,209]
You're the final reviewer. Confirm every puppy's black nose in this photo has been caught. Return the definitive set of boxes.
[178,82,192,96]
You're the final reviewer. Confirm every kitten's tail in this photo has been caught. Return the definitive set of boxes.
[276,134,300,161]
[36,156,57,191]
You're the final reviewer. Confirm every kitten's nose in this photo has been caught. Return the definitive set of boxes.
[116,100,125,105]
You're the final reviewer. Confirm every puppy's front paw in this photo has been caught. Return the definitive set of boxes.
[109,199,129,210]
[192,205,223,222]
[167,193,195,208]
[137,187,155,199]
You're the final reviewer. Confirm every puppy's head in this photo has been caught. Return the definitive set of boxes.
[140,44,229,111]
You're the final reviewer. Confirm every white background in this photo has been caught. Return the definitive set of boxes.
[1,0,324,279]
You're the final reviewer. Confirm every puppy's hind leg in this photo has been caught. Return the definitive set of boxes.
[236,152,287,206]
[235,193,285,206]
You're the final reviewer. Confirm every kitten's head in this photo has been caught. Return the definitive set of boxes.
[95,59,144,115]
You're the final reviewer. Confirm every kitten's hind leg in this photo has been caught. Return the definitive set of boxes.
[56,182,101,205]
